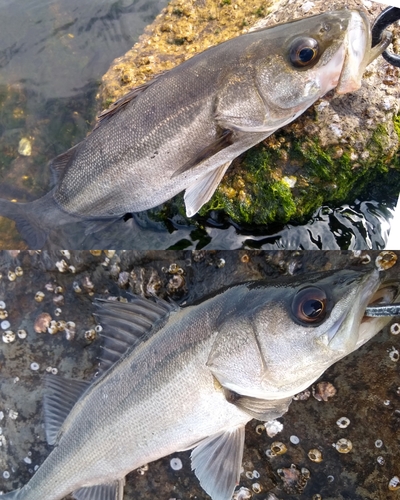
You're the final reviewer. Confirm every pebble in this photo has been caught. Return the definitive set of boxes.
[18,137,32,156]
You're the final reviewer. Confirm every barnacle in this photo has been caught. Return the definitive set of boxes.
[55,260,69,272]
[35,291,45,302]
[313,381,336,401]
[270,441,287,456]
[390,323,400,335]
[308,449,323,462]
[17,329,27,339]
[2,330,15,343]
[34,313,52,333]
[277,464,310,494]
[334,438,352,453]
[336,417,350,428]
[388,476,400,491]
[375,251,397,271]
[265,420,283,437]
[170,457,182,470]
[14,266,23,277]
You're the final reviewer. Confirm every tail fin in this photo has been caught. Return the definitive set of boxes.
[0,198,48,248]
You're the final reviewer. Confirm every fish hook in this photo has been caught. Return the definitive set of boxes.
[371,6,400,67]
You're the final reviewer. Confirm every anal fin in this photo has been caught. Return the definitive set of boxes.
[73,479,125,500]
[184,161,232,217]
[191,426,245,500]
[44,375,91,445]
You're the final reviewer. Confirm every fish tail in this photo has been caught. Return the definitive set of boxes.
[0,197,48,249]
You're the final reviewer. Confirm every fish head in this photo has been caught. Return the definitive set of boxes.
[253,10,381,120]
[208,269,400,401]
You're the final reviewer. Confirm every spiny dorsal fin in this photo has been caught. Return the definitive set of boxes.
[73,479,125,500]
[95,72,166,128]
[44,376,91,445]
[93,296,178,377]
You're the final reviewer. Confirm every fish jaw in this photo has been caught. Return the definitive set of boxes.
[356,280,400,349]
[324,269,383,352]
[335,11,390,94]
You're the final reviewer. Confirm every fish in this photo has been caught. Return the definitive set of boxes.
[2,267,400,500]
[0,10,392,248]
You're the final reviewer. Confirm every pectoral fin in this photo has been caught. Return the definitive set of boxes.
[73,479,125,500]
[191,425,245,500]
[224,389,292,420]
[172,129,234,178]
[184,161,232,217]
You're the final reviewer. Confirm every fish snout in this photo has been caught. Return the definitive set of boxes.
[335,11,372,94]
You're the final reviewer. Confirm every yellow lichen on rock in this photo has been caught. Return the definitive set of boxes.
[98,0,281,108]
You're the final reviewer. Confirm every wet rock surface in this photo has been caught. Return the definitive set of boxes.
[0,250,399,499]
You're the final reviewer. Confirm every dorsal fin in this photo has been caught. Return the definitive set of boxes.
[95,72,166,128]
[93,296,178,377]
[43,375,91,445]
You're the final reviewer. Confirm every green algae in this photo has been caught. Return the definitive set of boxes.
[198,120,400,227]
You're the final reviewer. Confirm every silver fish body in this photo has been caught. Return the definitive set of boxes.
[3,268,399,500]
[0,10,391,247]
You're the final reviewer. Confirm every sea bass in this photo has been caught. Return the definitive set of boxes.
[0,10,392,248]
[3,268,400,500]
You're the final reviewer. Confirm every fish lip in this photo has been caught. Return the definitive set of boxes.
[362,281,400,319]
[318,270,385,350]
[335,10,371,94]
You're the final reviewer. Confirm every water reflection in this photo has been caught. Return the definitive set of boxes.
[21,197,389,250]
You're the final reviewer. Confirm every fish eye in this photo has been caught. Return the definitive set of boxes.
[292,286,327,325]
[289,37,319,68]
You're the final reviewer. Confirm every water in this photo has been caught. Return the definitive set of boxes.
[0,0,167,99]
[0,0,397,249]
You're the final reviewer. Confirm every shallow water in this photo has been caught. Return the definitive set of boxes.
[0,250,399,499]
[0,0,397,249]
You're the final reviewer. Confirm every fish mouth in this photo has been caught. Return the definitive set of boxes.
[335,10,392,94]
[318,273,399,349]
[357,282,400,347]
